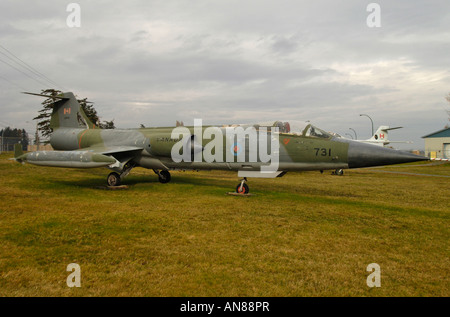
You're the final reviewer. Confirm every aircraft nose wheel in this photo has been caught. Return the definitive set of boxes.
[236,178,249,194]
[107,172,121,186]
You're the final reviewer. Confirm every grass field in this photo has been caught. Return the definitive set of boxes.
[0,152,448,297]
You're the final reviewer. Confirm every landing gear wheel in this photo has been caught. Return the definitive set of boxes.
[158,170,171,184]
[335,169,344,176]
[107,172,121,186]
[236,182,249,194]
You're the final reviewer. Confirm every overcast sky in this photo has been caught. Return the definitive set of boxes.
[1,0,449,149]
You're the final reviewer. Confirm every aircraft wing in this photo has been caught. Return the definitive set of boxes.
[384,141,413,144]
[81,145,145,169]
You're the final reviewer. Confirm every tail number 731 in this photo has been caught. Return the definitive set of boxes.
[314,148,331,156]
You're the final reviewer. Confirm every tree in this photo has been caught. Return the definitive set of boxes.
[78,97,100,125]
[0,127,29,151]
[33,89,60,140]
[21,129,29,149]
[77,97,115,129]
[33,89,115,143]
[100,120,115,129]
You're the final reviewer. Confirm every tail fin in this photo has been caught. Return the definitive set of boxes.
[361,126,412,147]
[24,92,96,130]
[368,126,402,142]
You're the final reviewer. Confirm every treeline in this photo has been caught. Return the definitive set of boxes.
[0,127,29,151]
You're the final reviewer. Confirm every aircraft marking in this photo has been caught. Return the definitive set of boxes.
[231,142,242,156]
[78,130,88,149]
[314,148,332,156]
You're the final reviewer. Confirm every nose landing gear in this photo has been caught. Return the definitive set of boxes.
[235,177,249,194]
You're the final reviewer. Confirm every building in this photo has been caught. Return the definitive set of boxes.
[422,127,450,159]
[27,144,53,152]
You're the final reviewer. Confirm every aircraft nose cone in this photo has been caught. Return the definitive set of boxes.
[347,141,428,168]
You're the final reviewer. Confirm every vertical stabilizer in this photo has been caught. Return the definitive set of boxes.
[49,92,95,130]
[368,126,390,142]
[362,126,404,146]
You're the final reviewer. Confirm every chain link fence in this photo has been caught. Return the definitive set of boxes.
[0,137,25,152]
[0,136,52,152]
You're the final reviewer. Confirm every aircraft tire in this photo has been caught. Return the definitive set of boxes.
[236,183,249,194]
[107,172,121,186]
[335,169,344,176]
[158,170,171,183]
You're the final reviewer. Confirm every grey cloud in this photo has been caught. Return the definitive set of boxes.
[0,0,449,150]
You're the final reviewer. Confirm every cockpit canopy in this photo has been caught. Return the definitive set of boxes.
[223,121,333,139]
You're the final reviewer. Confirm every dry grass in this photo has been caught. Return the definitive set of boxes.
[0,154,448,297]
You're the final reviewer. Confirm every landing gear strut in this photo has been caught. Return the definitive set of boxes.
[235,177,249,194]
[154,169,171,183]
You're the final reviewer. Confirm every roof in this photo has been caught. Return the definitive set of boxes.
[422,127,450,138]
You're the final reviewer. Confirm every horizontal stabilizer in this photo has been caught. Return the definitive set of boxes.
[383,126,403,131]
[22,92,69,100]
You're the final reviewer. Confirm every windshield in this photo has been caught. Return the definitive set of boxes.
[303,125,332,139]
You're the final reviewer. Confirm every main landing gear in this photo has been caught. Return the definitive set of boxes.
[106,162,135,186]
[154,169,171,184]
[235,177,249,194]
[106,167,172,187]
[107,172,121,186]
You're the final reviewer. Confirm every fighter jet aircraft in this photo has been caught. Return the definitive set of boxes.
[14,92,429,194]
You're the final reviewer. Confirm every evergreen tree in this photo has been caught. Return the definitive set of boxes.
[0,127,29,151]
[33,89,60,140]
[100,120,115,129]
